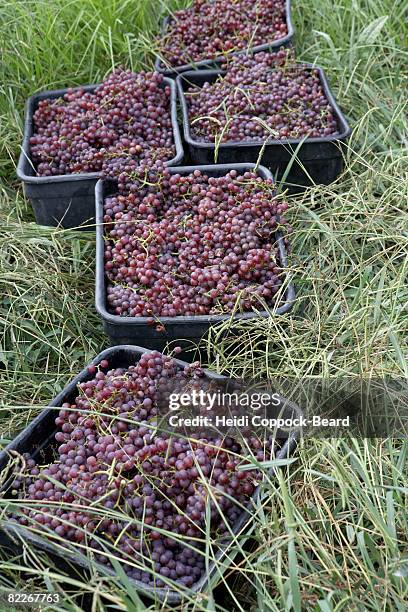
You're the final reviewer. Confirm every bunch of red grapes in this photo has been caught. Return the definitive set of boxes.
[186,52,339,142]
[158,0,288,67]
[103,164,290,318]
[29,68,176,177]
[11,352,276,588]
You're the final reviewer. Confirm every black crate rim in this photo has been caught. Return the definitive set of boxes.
[154,0,294,76]
[16,78,184,185]
[95,163,295,329]
[177,63,352,150]
[0,345,300,604]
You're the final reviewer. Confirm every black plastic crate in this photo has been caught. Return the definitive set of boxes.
[177,65,351,191]
[154,0,294,77]
[16,79,184,229]
[95,163,296,350]
[0,345,299,604]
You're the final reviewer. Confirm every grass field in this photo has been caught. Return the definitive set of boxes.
[0,0,407,610]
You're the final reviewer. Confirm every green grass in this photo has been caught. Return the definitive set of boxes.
[0,0,407,610]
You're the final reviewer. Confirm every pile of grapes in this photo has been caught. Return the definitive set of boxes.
[103,164,290,318]
[157,0,287,68]
[11,352,276,588]
[29,68,176,177]
[185,52,339,142]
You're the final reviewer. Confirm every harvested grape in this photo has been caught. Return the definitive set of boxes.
[185,53,339,142]
[29,68,176,177]
[103,165,290,318]
[157,0,288,68]
[11,351,276,588]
